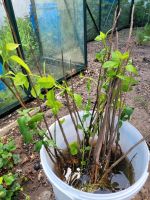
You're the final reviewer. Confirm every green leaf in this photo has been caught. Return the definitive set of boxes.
[5,140,16,151]
[77,124,83,130]
[25,195,31,200]
[117,75,126,80]
[69,142,78,156]
[103,61,119,69]
[0,158,3,169]
[95,49,107,62]
[85,146,91,151]
[60,118,65,124]
[74,94,83,108]
[112,50,129,61]
[39,93,45,100]
[18,108,32,116]
[46,90,63,114]
[6,43,19,51]
[122,52,129,60]
[14,72,29,89]
[2,152,12,159]
[28,113,43,128]
[0,186,6,198]
[111,50,122,62]
[107,69,116,77]
[52,101,63,115]
[5,71,15,76]
[119,119,123,128]
[38,130,45,137]
[99,93,106,103]
[121,77,138,92]
[95,32,106,41]
[46,90,55,106]
[5,190,14,199]
[17,117,33,143]
[10,55,31,74]
[3,174,15,186]
[31,84,41,98]
[86,79,91,93]
[81,161,86,166]
[34,141,43,152]
[120,106,134,121]
[0,177,3,184]
[12,154,20,164]
[125,65,138,74]
[38,76,55,89]
[45,140,56,147]
[85,99,91,112]
[83,113,90,121]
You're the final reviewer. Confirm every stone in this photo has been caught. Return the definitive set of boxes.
[38,190,52,200]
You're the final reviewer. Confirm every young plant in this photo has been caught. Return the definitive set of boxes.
[0,8,149,193]
[0,138,20,169]
[0,138,22,199]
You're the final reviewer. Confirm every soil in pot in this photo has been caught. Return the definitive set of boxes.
[54,145,135,194]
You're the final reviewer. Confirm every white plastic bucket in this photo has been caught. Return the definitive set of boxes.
[40,112,149,200]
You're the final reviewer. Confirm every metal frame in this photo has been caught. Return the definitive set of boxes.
[83,0,87,66]
[99,0,102,30]
[86,1,100,34]
[3,0,25,59]
[0,0,31,116]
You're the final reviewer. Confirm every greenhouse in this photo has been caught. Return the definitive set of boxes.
[0,0,150,199]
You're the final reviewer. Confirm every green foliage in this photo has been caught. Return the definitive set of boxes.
[46,89,63,115]
[69,142,79,156]
[96,49,107,63]
[38,76,55,89]
[119,106,134,127]
[10,55,31,74]
[74,94,83,108]
[0,139,22,199]
[0,139,20,169]
[0,27,138,189]
[120,106,134,121]
[6,43,19,51]
[13,72,29,89]
[0,173,22,200]
[134,1,150,27]
[136,24,150,45]
[95,32,107,42]
[18,112,44,144]
[0,17,39,67]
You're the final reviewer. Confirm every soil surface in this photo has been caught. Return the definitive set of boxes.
[0,29,150,199]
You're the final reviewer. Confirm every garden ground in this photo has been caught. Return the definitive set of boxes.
[0,29,150,199]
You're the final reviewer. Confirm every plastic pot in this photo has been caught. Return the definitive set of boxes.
[40,112,149,200]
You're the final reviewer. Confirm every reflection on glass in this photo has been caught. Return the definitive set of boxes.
[86,0,100,41]
[32,0,85,79]
[0,2,26,115]
[101,0,117,32]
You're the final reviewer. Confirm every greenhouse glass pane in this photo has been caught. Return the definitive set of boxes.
[11,0,40,73]
[101,0,118,33]
[134,0,150,27]
[0,2,26,115]
[118,0,131,29]
[86,0,100,41]
[30,0,85,80]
